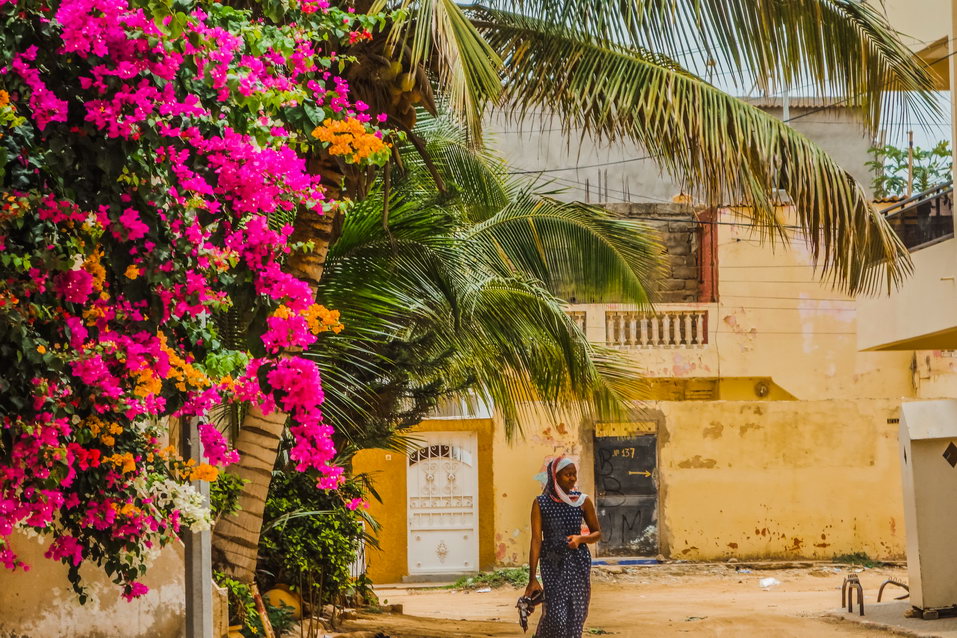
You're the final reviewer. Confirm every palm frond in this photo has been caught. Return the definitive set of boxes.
[467,193,664,303]
[470,6,911,293]
[370,0,502,138]
[478,0,939,132]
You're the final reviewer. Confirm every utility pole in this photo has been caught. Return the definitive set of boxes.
[182,418,213,638]
[907,130,915,198]
[950,0,957,234]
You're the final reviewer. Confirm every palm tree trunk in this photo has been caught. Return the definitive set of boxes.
[211,203,339,582]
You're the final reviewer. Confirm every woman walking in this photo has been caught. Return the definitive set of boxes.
[524,456,602,637]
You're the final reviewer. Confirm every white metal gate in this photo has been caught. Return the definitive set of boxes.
[407,432,479,575]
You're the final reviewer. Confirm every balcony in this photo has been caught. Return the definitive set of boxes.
[858,182,957,351]
[882,181,954,251]
[605,309,709,348]
[568,303,718,380]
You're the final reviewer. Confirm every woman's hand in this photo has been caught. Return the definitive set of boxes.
[524,577,543,598]
[566,534,582,549]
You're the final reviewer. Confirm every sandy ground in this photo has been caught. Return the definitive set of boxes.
[338,564,914,637]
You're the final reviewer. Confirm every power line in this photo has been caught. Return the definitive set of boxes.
[507,155,656,174]
[715,330,855,335]
[718,264,819,268]
[721,279,846,284]
[719,294,854,302]
[719,305,855,312]
[537,172,815,234]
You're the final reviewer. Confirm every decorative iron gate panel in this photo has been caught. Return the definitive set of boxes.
[407,432,479,574]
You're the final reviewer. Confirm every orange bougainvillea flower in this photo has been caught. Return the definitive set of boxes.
[83,304,106,325]
[83,248,107,292]
[124,264,141,279]
[189,463,219,482]
[311,117,389,164]
[84,416,105,437]
[157,332,210,390]
[107,452,136,474]
[36,345,46,354]
[303,303,344,335]
[133,367,162,398]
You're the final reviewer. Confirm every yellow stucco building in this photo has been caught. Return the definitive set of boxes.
[355,202,957,584]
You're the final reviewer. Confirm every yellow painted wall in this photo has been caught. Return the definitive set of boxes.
[355,418,495,584]
[489,398,906,563]
[354,446,408,584]
[657,399,905,560]
[915,350,957,399]
[714,214,915,399]
[489,408,594,567]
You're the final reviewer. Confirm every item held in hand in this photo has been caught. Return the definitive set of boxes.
[516,589,545,632]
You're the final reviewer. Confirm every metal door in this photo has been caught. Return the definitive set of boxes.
[407,432,479,575]
[594,429,658,556]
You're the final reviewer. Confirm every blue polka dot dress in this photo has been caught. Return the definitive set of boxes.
[535,492,591,638]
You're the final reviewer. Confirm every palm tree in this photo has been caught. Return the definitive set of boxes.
[349,0,935,291]
[214,0,939,582]
[212,113,663,580]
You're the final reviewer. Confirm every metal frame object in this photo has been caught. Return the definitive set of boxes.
[842,574,865,616]
[878,579,910,602]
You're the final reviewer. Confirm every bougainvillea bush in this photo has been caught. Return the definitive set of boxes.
[0,0,388,602]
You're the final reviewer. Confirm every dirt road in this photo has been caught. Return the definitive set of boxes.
[338,564,911,637]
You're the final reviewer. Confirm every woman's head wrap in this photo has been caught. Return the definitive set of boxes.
[538,455,587,508]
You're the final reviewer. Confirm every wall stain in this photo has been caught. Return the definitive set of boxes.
[739,422,762,436]
[677,455,717,469]
[702,423,724,439]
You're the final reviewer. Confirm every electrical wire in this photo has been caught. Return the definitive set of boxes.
[507,155,657,174]
[717,305,856,312]
[718,294,854,302]
[533,172,812,233]
[718,264,819,268]
[714,330,855,335]
[720,279,849,284]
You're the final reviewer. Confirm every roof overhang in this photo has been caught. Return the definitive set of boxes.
[913,35,950,91]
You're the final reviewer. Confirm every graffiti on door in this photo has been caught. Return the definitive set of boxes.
[594,433,658,556]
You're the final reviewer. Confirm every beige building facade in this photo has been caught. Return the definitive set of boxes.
[357,200,957,584]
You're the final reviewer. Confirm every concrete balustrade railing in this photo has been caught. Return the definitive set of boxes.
[604,309,708,348]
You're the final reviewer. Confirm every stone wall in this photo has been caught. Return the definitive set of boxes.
[585,202,701,304]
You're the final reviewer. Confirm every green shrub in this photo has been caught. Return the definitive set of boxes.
[833,552,882,568]
[210,471,247,521]
[258,470,368,607]
[452,566,529,590]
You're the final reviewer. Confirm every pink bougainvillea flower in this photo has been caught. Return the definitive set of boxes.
[54,269,94,304]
